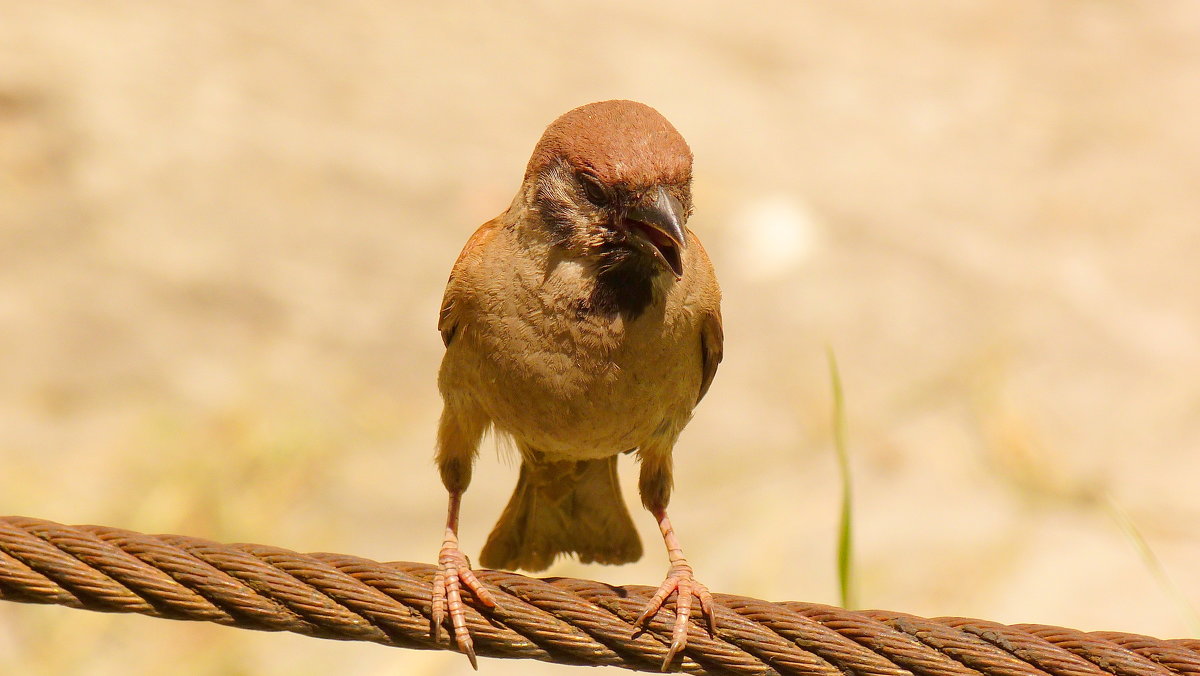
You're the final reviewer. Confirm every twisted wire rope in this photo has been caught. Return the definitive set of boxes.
[2,516,1197,675]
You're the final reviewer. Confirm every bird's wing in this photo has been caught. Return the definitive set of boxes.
[439,218,504,347]
[697,307,723,403]
[685,230,724,403]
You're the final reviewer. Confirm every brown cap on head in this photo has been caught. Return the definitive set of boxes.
[526,100,692,188]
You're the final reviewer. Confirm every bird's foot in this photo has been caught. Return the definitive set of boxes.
[635,560,716,671]
[431,532,496,669]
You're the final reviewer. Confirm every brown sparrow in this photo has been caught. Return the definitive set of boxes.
[432,100,722,670]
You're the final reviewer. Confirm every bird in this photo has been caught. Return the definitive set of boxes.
[431,99,723,670]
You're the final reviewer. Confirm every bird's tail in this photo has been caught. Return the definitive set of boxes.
[479,455,643,572]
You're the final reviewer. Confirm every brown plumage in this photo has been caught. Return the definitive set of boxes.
[431,100,723,670]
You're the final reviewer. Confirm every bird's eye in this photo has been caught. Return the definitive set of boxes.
[579,173,610,207]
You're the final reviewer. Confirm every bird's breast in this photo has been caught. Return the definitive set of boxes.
[442,257,701,458]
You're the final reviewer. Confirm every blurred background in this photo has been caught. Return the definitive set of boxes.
[2,1,1199,674]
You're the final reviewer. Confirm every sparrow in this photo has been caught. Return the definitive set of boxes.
[431,100,723,670]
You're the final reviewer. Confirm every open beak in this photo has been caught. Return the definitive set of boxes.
[623,185,687,279]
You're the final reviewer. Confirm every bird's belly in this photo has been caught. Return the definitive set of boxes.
[495,369,678,458]
[452,327,699,458]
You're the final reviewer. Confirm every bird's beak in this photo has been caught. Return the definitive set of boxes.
[623,185,687,279]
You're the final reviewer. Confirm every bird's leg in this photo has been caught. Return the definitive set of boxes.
[635,451,716,670]
[636,507,716,669]
[431,489,495,668]
[432,403,494,668]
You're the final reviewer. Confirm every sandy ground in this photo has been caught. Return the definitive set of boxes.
[2,2,1199,674]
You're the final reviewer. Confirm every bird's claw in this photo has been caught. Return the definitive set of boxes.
[635,563,716,671]
[431,536,496,670]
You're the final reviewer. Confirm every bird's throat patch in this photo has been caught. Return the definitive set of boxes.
[589,254,662,320]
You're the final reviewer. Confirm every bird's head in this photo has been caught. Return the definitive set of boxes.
[521,100,693,280]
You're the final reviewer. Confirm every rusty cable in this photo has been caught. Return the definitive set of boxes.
[1,515,1197,675]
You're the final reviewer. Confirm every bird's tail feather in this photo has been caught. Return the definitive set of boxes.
[479,455,642,572]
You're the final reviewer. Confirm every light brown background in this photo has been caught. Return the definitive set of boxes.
[2,2,1198,675]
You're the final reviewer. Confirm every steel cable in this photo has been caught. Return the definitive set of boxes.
[2,516,1196,675]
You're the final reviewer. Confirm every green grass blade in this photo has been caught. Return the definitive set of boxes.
[827,347,857,609]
